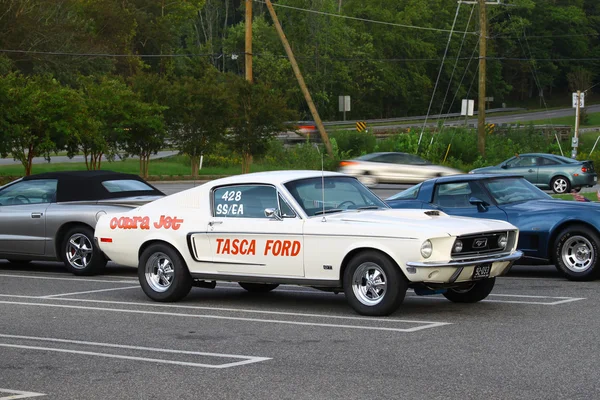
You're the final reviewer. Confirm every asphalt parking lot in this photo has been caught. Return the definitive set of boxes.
[1,261,599,400]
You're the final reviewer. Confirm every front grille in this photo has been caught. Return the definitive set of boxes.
[451,231,515,258]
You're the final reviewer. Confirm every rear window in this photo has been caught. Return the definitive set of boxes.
[101,180,155,193]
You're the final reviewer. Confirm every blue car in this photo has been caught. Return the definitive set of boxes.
[386,174,600,281]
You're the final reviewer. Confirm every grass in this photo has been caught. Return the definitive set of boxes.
[552,192,598,202]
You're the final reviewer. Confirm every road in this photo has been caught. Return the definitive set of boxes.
[0,263,597,399]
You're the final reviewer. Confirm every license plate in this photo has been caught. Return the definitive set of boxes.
[472,263,492,279]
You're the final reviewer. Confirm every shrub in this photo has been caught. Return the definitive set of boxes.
[330,130,376,157]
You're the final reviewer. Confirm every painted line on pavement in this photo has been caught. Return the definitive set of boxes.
[0,388,45,400]
[40,286,140,298]
[0,298,449,333]
[0,334,269,369]
[0,274,137,284]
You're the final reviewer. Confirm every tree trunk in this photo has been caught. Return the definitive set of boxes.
[242,151,252,174]
[190,155,200,179]
[145,154,150,179]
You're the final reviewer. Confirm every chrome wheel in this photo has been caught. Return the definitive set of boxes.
[145,252,175,292]
[553,178,569,194]
[351,262,387,306]
[561,236,595,273]
[65,233,93,270]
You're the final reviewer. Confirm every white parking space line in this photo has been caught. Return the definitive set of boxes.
[0,334,269,369]
[0,274,137,284]
[0,388,45,400]
[39,286,140,299]
[0,299,449,333]
[406,294,586,305]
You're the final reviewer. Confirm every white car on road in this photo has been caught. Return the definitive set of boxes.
[94,171,522,316]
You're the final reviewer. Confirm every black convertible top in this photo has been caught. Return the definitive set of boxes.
[22,170,164,202]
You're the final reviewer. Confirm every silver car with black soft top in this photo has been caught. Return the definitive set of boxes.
[0,170,163,275]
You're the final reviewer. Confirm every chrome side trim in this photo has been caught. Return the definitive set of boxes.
[406,251,523,269]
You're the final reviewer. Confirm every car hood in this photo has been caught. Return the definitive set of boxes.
[321,209,514,237]
[502,199,600,213]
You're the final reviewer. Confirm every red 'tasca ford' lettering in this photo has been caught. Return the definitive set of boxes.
[216,238,256,255]
[264,240,301,256]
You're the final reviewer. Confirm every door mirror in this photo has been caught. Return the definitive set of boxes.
[500,163,508,169]
[469,197,489,212]
[264,208,282,220]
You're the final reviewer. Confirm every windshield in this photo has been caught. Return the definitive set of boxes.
[483,177,552,205]
[387,183,422,200]
[284,176,388,216]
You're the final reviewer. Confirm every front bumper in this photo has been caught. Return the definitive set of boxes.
[405,251,523,284]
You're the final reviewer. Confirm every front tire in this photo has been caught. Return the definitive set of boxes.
[554,225,600,281]
[138,244,192,302]
[238,282,279,293]
[343,251,407,316]
[62,226,107,276]
[551,176,571,194]
[443,278,496,303]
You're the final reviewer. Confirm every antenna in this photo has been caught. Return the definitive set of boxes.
[314,144,326,222]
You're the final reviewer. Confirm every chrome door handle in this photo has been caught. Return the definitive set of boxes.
[528,169,535,173]
[208,221,223,226]
[31,212,43,218]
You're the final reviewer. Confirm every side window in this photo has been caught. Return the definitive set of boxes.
[540,157,558,166]
[433,182,491,208]
[278,195,297,218]
[212,185,278,218]
[0,179,57,206]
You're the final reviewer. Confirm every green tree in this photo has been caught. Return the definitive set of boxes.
[228,77,295,173]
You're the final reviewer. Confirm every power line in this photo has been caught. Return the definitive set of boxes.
[252,0,478,35]
[0,49,221,58]
[491,33,598,39]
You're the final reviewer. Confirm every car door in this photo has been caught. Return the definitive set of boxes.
[0,179,57,255]
[536,156,560,187]
[206,184,304,277]
[428,181,508,221]
[504,156,539,184]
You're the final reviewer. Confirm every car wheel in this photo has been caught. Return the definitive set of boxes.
[443,278,496,303]
[358,173,378,187]
[238,282,279,293]
[138,243,192,302]
[62,226,107,276]
[554,225,600,281]
[343,250,407,316]
[551,176,571,194]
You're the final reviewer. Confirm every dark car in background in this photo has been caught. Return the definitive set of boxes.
[470,153,596,194]
[387,174,600,281]
[338,152,460,187]
[0,171,163,275]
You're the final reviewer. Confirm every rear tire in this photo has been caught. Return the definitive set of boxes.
[62,226,107,276]
[554,225,600,281]
[343,250,407,316]
[551,176,571,194]
[238,282,279,293]
[138,244,192,302]
[443,278,495,303]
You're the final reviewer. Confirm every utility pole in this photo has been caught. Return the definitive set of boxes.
[245,0,253,83]
[573,90,582,159]
[477,0,487,156]
[265,0,334,157]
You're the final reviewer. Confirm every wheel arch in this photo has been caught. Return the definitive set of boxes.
[548,220,600,261]
[54,221,95,260]
[339,247,407,283]
[138,239,189,270]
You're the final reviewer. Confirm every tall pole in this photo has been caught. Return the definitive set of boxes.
[573,90,581,159]
[265,0,334,157]
[477,0,487,157]
[245,0,253,83]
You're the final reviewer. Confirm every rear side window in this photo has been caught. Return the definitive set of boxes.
[212,185,278,218]
[102,180,154,193]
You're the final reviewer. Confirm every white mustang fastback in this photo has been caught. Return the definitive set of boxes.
[95,171,522,315]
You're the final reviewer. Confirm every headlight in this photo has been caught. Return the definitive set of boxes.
[420,240,433,258]
[453,240,463,253]
[498,234,508,249]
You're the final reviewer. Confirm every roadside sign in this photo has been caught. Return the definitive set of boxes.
[461,99,474,116]
[338,96,351,112]
[572,92,585,108]
[356,121,367,132]
[572,137,579,147]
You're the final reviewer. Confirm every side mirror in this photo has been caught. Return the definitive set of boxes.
[469,197,489,212]
[264,208,282,220]
[500,164,508,169]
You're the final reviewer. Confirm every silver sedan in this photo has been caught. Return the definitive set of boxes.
[0,170,163,275]
[338,152,461,187]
